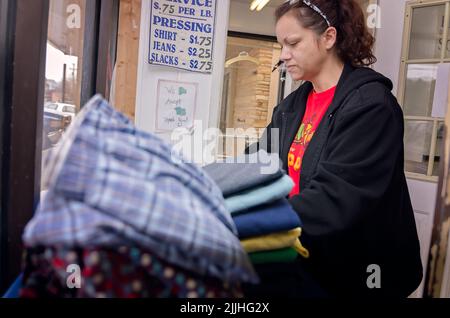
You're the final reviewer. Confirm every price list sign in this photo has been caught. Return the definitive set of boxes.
[149,0,217,73]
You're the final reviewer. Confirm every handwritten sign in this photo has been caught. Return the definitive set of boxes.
[156,80,198,131]
[149,0,216,73]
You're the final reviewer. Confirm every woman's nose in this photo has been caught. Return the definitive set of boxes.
[279,47,291,62]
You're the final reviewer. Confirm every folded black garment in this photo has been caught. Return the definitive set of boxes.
[242,259,329,298]
[203,150,284,197]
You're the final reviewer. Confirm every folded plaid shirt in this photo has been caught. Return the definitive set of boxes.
[23,95,258,284]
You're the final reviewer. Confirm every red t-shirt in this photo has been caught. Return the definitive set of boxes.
[288,85,336,197]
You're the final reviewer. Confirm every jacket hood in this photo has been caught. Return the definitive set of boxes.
[338,64,393,97]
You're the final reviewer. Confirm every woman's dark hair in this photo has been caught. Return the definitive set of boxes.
[275,0,376,67]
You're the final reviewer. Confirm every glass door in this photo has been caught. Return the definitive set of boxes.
[399,1,449,180]
[218,35,281,158]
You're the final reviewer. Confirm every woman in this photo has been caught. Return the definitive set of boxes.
[246,0,423,297]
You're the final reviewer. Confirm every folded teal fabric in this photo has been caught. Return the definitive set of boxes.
[203,150,284,197]
[225,175,294,214]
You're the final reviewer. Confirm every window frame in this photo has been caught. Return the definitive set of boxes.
[398,0,450,182]
[0,0,15,294]
[0,0,50,293]
[0,0,120,294]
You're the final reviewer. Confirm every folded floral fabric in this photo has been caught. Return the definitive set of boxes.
[225,175,294,214]
[203,150,284,197]
[20,246,243,298]
[248,247,298,265]
[23,95,257,285]
[232,198,302,239]
[241,228,301,253]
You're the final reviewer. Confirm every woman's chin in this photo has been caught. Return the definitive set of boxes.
[289,72,304,82]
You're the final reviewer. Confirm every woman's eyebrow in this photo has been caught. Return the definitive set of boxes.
[285,35,301,42]
[277,36,296,44]
[277,35,300,45]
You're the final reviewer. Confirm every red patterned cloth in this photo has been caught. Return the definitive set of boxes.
[20,246,243,298]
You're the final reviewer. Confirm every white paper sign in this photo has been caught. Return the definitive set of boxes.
[149,0,216,73]
[432,63,450,118]
[156,80,197,131]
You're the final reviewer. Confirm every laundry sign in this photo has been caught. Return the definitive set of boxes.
[156,79,198,132]
[149,0,217,73]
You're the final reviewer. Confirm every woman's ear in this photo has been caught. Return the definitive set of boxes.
[323,27,337,50]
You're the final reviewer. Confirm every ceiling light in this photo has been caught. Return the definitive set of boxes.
[250,0,261,11]
[250,0,272,11]
[256,0,271,11]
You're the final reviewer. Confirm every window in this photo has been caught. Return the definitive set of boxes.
[40,0,118,186]
[45,103,58,110]
[42,0,86,155]
[62,105,76,113]
[398,0,450,181]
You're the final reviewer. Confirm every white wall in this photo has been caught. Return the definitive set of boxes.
[228,1,276,36]
[374,0,439,298]
[406,178,437,297]
[374,0,408,96]
[135,0,230,146]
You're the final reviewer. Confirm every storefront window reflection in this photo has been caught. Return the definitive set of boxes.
[42,0,86,188]
[43,0,85,147]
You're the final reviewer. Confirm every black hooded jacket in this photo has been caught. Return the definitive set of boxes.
[247,64,423,297]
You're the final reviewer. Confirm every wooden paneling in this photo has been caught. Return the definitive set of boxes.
[113,0,141,120]
[230,45,278,129]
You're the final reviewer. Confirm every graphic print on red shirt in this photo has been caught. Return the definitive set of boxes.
[288,85,336,197]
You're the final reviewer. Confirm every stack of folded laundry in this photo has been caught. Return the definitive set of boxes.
[203,151,309,266]
[20,95,258,298]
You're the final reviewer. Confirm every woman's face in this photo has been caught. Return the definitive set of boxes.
[275,13,330,82]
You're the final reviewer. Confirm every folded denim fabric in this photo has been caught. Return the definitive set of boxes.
[23,95,258,285]
[233,198,302,239]
[249,247,298,265]
[225,175,294,214]
[203,150,284,197]
[241,228,301,253]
